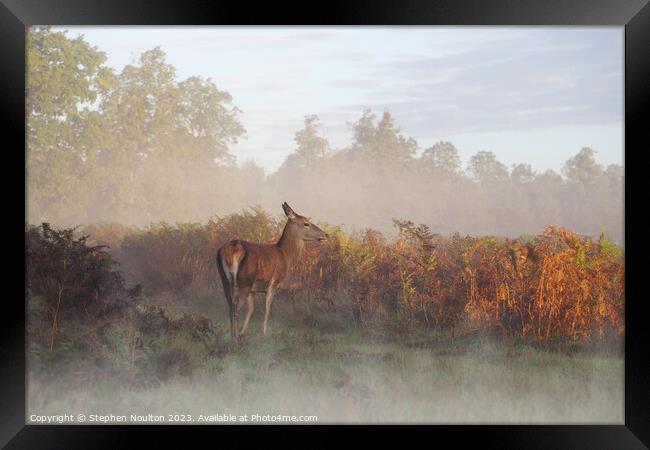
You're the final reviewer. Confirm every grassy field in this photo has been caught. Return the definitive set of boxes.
[26,219,625,424]
[27,312,623,424]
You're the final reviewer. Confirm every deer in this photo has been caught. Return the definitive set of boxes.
[216,202,330,341]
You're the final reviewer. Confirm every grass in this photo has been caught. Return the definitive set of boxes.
[27,311,623,424]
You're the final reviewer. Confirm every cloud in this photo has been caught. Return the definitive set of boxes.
[333,30,622,136]
[65,27,623,171]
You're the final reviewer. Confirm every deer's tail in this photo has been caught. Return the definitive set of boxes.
[217,240,246,302]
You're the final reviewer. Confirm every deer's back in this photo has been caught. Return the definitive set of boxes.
[218,239,288,288]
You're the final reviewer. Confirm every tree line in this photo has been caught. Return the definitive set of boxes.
[26,27,624,243]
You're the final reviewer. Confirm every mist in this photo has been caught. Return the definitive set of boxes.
[26,26,624,426]
[28,331,623,424]
[26,27,623,244]
[26,105,624,243]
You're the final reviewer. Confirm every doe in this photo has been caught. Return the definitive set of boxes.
[216,202,330,341]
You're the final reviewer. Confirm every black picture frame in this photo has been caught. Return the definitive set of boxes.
[2,0,648,448]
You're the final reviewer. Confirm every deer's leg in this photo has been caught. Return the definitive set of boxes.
[216,256,235,339]
[262,284,275,336]
[239,292,255,337]
[232,286,247,342]
[230,296,238,341]
[229,282,238,341]
[228,299,235,338]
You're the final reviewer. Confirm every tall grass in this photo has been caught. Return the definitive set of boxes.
[27,325,623,423]
[73,208,624,347]
[25,213,625,423]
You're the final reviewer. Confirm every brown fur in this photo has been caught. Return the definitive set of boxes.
[216,202,329,340]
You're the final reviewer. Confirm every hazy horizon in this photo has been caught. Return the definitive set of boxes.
[54,26,624,175]
[26,26,626,426]
[29,26,624,243]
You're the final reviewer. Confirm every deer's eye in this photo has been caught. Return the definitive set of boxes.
[304,223,310,227]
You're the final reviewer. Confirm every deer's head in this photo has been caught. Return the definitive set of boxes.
[282,202,330,242]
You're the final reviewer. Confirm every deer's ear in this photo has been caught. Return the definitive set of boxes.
[282,202,296,219]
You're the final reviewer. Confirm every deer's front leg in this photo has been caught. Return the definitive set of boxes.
[262,283,275,336]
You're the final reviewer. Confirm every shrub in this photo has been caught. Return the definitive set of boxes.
[28,211,625,351]
[463,226,624,345]
[119,206,281,297]
[26,223,126,351]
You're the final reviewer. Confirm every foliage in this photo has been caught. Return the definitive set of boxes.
[74,210,625,347]
[26,28,624,245]
[118,207,282,296]
[463,226,624,345]
[292,114,329,165]
[26,222,225,381]
[25,216,624,404]
[422,141,462,175]
[562,148,604,185]
[26,223,125,351]
[468,151,509,183]
[26,28,246,226]
[26,27,116,222]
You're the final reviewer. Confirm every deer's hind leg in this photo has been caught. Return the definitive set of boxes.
[262,282,275,336]
[216,254,235,339]
[232,286,249,341]
[239,292,255,337]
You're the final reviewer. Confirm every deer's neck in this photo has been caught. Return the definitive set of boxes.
[276,222,304,267]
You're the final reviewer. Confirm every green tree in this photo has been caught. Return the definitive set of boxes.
[562,147,603,185]
[93,47,245,222]
[290,114,329,167]
[351,109,377,152]
[100,48,245,166]
[422,141,462,174]
[27,30,247,225]
[468,151,509,183]
[374,111,417,163]
[26,27,115,224]
[176,76,245,165]
[603,163,623,180]
[99,47,179,164]
[350,109,417,165]
[536,169,563,185]
[511,163,536,184]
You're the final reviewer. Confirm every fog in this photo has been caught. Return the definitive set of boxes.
[27,111,624,243]
[25,27,624,426]
[27,333,623,424]
[26,27,624,243]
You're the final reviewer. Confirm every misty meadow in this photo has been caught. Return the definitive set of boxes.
[26,27,624,423]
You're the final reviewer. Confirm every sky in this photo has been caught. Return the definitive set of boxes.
[55,26,624,174]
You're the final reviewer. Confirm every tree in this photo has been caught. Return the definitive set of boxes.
[422,141,462,175]
[351,109,377,152]
[26,27,115,224]
[292,114,329,166]
[27,30,247,225]
[562,148,603,185]
[176,76,245,165]
[99,47,179,165]
[374,111,417,164]
[511,163,536,184]
[272,115,330,212]
[97,48,246,222]
[99,48,244,167]
[26,27,114,133]
[350,109,417,165]
[536,169,563,185]
[468,151,509,183]
[604,164,623,180]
